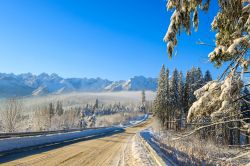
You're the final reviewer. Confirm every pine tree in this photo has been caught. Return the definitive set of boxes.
[164,0,250,69]
[169,68,179,129]
[79,109,87,129]
[178,72,184,108]
[183,71,191,115]
[141,90,146,113]
[165,68,170,99]
[164,1,249,141]
[165,68,170,128]
[141,90,146,105]
[188,67,204,106]
[188,68,196,106]
[154,65,167,126]
[48,102,55,129]
[56,101,64,116]
[204,70,212,83]
[164,1,250,145]
[177,71,184,130]
[93,99,99,112]
[194,67,204,89]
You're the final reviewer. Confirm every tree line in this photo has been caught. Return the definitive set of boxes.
[154,65,250,146]
[154,65,212,130]
[0,98,144,132]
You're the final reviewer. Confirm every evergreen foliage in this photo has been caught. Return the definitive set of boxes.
[154,66,210,129]
[154,65,167,126]
[204,70,213,82]
[164,0,250,69]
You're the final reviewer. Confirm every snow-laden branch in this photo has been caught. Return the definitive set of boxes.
[172,118,250,141]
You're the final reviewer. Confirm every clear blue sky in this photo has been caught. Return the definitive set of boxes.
[0,0,224,80]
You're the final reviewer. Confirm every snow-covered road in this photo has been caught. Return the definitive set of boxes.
[0,118,155,166]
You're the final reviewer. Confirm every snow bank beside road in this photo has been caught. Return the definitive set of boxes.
[140,129,177,166]
[0,127,122,153]
[124,134,154,166]
[0,114,149,154]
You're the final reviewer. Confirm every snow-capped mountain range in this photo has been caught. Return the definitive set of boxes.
[0,73,157,98]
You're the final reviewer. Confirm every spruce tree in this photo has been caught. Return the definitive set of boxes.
[48,102,55,129]
[141,90,146,113]
[165,68,170,128]
[56,101,64,116]
[183,71,191,115]
[154,65,167,126]
[188,67,204,106]
[194,67,204,89]
[204,70,212,83]
[93,99,99,112]
[177,71,184,130]
[80,109,87,129]
[141,90,146,105]
[164,0,250,69]
[169,68,179,126]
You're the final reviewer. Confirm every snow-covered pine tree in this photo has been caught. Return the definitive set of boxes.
[48,102,55,129]
[165,68,170,98]
[164,0,250,68]
[188,67,197,108]
[87,113,96,128]
[154,65,167,126]
[188,67,204,108]
[183,71,191,115]
[177,71,184,130]
[164,0,250,145]
[142,90,146,105]
[194,67,204,89]
[79,109,87,129]
[165,68,171,129]
[204,70,213,83]
[94,99,99,111]
[56,101,64,116]
[140,90,146,113]
[169,68,179,129]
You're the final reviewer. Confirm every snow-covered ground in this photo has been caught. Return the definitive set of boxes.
[0,114,149,154]
[0,127,122,153]
[124,134,154,166]
[140,129,177,166]
[117,114,149,128]
[144,127,250,166]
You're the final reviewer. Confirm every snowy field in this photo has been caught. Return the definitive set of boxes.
[0,91,154,133]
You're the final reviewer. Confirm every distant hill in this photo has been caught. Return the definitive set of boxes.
[0,73,157,98]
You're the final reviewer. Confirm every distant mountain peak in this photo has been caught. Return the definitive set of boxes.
[0,73,157,98]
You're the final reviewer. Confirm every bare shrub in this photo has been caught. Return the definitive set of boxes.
[32,105,50,131]
[60,108,80,129]
[1,98,23,133]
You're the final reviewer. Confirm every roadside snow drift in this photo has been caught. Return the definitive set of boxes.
[0,127,122,153]
[0,114,149,153]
